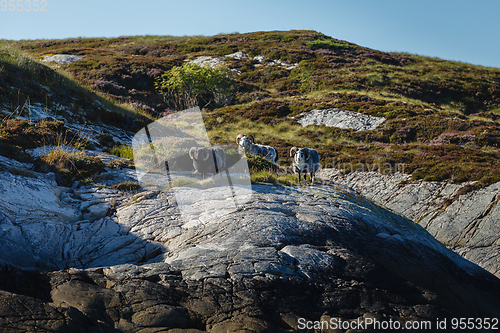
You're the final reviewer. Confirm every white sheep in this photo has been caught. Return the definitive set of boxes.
[236,134,278,164]
[290,147,321,185]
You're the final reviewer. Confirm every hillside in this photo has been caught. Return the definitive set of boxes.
[1,30,500,187]
[2,30,500,332]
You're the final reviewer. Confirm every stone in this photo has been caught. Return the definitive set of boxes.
[0,170,79,224]
[0,157,164,270]
[131,305,189,328]
[83,201,110,221]
[188,56,226,68]
[291,108,386,131]
[41,54,83,65]
[188,52,298,72]
[317,168,500,278]
[51,279,122,325]
[0,290,71,332]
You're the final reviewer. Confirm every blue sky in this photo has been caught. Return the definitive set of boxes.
[1,0,499,68]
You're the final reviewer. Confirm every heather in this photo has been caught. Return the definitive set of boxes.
[0,43,145,128]
[1,30,499,187]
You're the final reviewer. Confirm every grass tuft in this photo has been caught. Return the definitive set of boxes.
[34,148,105,186]
[110,181,141,191]
[105,144,134,160]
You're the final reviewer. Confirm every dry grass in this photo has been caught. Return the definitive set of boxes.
[34,148,105,186]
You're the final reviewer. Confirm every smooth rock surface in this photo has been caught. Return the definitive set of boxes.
[292,108,386,131]
[1,158,500,331]
[41,54,83,64]
[318,168,500,278]
[0,159,161,270]
[188,52,298,71]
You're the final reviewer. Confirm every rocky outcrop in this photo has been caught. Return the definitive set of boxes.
[0,156,159,270]
[291,108,386,131]
[1,157,500,331]
[318,168,500,278]
[189,52,299,71]
[41,54,83,65]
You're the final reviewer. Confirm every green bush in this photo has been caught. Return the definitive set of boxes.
[291,71,320,92]
[105,144,134,160]
[155,63,235,110]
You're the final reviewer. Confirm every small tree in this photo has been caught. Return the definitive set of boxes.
[155,63,235,110]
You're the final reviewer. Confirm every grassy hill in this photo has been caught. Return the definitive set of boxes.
[1,30,500,188]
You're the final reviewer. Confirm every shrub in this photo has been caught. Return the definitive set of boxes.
[110,181,141,191]
[34,148,105,186]
[91,78,127,95]
[290,71,321,92]
[390,126,415,143]
[155,63,235,110]
[0,142,33,163]
[105,144,134,160]
[97,133,115,147]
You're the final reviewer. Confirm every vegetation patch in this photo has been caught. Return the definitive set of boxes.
[6,166,38,178]
[105,143,134,160]
[0,42,146,129]
[110,181,141,191]
[107,158,134,169]
[304,38,357,50]
[155,63,235,110]
[250,170,299,186]
[0,118,91,149]
[34,148,105,186]
[2,30,499,188]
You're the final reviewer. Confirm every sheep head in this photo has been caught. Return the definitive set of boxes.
[236,134,245,145]
[237,135,254,150]
[290,147,310,160]
[189,147,210,161]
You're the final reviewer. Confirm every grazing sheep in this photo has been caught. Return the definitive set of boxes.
[290,147,320,185]
[188,146,226,179]
[236,134,278,164]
